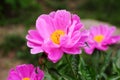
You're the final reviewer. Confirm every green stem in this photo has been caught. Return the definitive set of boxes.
[65,55,78,80]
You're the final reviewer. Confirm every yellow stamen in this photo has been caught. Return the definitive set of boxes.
[22,77,30,80]
[94,35,104,43]
[51,30,65,44]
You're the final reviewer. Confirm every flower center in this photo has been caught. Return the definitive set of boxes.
[51,30,65,44]
[22,77,30,80]
[94,35,104,43]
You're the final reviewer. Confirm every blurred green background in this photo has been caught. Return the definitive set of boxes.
[0,0,120,62]
[0,0,120,26]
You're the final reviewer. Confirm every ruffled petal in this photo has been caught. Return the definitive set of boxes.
[99,24,108,35]
[84,42,95,54]
[27,41,43,54]
[31,47,43,54]
[36,15,54,39]
[104,26,116,40]
[68,20,77,37]
[76,30,89,47]
[30,69,37,80]
[60,35,73,48]
[72,14,81,23]
[62,47,81,54]
[42,42,63,63]
[49,11,56,18]
[84,47,94,55]
[27,41,41,48]
[71,14,83,31]
[30,67,44,80]
[96,45,108,51]
[54,10,71,31]
[26,30,43,44]
[16,64,34,78]
[43,40,60,48]
[40,14,55,32]
[47,48,63,63]
[61,31,81,48]
[36,67,44,80]
[106,35,120,44]
[7,69,21,80]
[90,26,99,36]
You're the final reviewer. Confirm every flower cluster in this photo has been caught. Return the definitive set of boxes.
[7,10,120,80]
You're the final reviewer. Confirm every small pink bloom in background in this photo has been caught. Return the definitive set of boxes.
[84,24,120,54]
[26,10,88,63]
[7,64,44,80]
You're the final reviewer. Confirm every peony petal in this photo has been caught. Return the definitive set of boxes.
[72,14,81,23]
[78,30,89,41]
[31,47,43,54]
[7,69,21,80]
[27,41,41,48]
[68,20,77,37]
[90,26,97,35]
[30,67,44,80]
[60,31,83,48]
[71,31,82,46]
[106,35,120,44]
[96,45,108,51]
[44,40,60,48]
[62,47,81,54]
[104,26,116,39]
[71,14,84,31]
[16,64,34,78]
[40,14,55,32]
[54,10,71,31]
[28,30,43,41]
[90,26,101,36]
[30,69,37,80]
[48,48,63,63]
[36,67,44,80]
[26,30,43,44]
[99,24,108,35]
[49,11,56,18]
[84,46,94,55]
[76,30,89,47]
[42,41,63,63]
[27,41,43,54]
[60,35,73,48]
[26,35,42,45]
[84,42,95,54]
[36,16,54,39]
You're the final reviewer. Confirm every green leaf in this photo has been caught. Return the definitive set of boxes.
[44,71,54,80]
[71,55,80,79]
[108,76,120,80]
[48,68,61,79]
[112,49,120,75]
[100,51,112,74]
[78,56,95,80]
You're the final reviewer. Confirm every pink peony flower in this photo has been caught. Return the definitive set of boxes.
[84,24,120,54]
[7,64,44,80]
[26,10,88,63]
